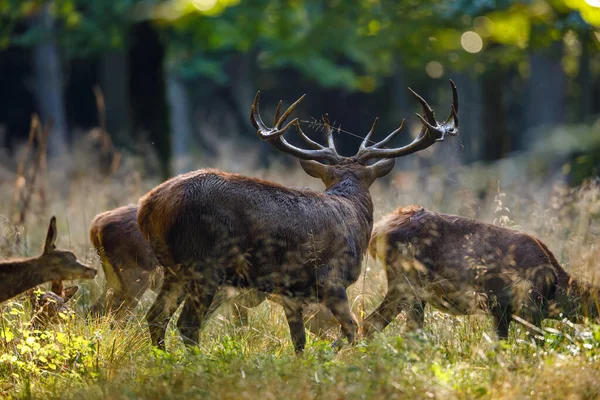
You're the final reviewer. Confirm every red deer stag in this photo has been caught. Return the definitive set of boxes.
[138,82,459,352]
[89,204,352,337]
[364,205,600,339]
[0,217,97,304]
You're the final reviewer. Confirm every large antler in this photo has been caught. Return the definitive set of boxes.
[250,92,342,164]
[355,80,459,163]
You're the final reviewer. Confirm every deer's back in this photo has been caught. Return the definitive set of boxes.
[90,204,157,271]
[372,205,562,278]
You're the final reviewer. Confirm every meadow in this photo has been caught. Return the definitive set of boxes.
[0,125,599,400]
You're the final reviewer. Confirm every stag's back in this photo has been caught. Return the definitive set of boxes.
[138,169,368,279]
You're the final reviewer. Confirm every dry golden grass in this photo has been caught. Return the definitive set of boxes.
[0,136,599,399]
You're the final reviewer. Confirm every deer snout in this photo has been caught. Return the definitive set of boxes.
[67,261,97,280]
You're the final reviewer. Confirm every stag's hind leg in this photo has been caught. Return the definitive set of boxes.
[324,286,357,346]
[282,298,307,353]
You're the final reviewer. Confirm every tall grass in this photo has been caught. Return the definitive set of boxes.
[0,136,599,399]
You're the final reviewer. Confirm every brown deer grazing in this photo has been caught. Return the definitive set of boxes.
[89,204,350,338]
[0,216,97,304]
[138,81,459,351]
[364,205,600,339]
[89,204,162,315]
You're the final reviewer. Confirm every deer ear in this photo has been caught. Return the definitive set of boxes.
[63,286,79,300]
[367,158,396,179]
[299,160,329,179]
[44,216,58,253]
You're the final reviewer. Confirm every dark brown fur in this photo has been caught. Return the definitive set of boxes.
[138,166,375,351]
[0,217,96,304]
[89,204,341,336]
[364,206,600,339]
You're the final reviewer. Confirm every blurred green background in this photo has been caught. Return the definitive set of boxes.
[0,0,599,183]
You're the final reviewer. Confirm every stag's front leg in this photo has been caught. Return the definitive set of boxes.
[146,268,188,349]
[282,299,306,353]
[325,286,357,346]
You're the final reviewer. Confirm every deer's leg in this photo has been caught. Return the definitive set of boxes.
[405,300,426,331]
[146,269,188,349]
[363,279,413,337]
[324,286,356,346]
[282,299,306,353]
[492,304,512,340]
[176,268,223,346]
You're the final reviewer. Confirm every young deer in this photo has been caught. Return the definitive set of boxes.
[0,216,97,304]
[364,205,600,339]
[138,81,459,351]
[89,204,162,315]
[29,280,80,329]
[89,204,349,338]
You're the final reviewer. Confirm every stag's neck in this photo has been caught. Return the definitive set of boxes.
[0,257,51,302]
[325,176,374,248]
[325,176,374,218]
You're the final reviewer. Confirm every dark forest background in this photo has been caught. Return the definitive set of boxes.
[0,0,599,182]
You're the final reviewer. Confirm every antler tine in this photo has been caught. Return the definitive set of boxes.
[251,91,300,140]
[250,91,267,131]
[359,117,380,151]
[408,87,436,123]
[355,81,459,163]
[250,91,342,164]
[369,119,405,149]
[276,94,306,128]
[273,100,283,126]
[322,114,339,155]
[294,120,326,150]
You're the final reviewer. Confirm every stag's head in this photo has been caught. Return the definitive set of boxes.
[38,217,97,281]
[251,81,459,189]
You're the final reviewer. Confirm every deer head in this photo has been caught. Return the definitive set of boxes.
[250,81,459,188]
[38,217,97,281]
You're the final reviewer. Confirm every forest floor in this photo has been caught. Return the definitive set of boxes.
[0,150,599,399]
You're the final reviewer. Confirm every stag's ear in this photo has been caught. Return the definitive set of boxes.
[44,216,58,253]
[299,159,329,179]
[367,158,396,179]
[63,286,79,301]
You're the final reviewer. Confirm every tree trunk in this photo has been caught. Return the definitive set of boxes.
[31,3,68,156]
[167,73,194,174]
[129,21,171,179]
[577,34,593,122]
[99,50,132,147]
[481,68,508,161]
[524,39,566,147]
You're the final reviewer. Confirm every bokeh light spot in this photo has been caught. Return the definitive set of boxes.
[192,0,218,11]
[584,0,600,8]
[425,61,444,79]
[461,31,483,54]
